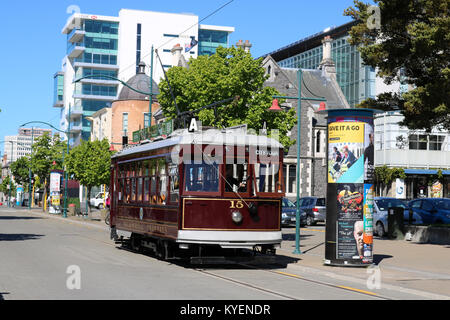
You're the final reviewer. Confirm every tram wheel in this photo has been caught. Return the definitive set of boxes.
[130,233,142,252]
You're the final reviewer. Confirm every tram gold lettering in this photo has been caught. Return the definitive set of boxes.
[230,200,244,209]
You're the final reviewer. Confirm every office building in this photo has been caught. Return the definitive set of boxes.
[55,9,234,145]
[3,128,52,164]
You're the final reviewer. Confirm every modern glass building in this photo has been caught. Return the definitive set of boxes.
[55,10,234,145]
[265,21,376,107]
[198,25,231,56]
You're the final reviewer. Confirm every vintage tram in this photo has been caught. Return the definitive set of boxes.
[109,127,284,264]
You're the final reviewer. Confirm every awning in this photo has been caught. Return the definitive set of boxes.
[404,169,450,175]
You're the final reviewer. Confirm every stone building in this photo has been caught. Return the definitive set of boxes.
[262,36,350,199]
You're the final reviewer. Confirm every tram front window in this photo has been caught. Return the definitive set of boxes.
[225,164,248,193]
[185,162,219,192]
[254,163,283,194]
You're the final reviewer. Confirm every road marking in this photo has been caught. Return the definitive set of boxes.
[275,271,304,279]
[337,285,379,296]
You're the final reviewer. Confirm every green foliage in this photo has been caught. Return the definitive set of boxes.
[67,197,80,209]
[10,156,31,187]
[345,0,450,131]
[65,139,112,211]
[157,46,297,148]
[0,176,16,197]
[374,165,406,186]
[29,133,67,189]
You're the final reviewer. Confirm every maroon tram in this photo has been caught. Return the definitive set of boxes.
[109,127,284,264]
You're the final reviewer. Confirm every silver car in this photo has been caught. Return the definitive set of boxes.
[297,197,326,226]
[373,197,423,237]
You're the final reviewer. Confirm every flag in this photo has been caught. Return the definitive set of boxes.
[185,37,198,53]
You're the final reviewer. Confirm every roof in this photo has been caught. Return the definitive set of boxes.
[117,62,159,101]
[261,20,357,61]
[112,128,283,159]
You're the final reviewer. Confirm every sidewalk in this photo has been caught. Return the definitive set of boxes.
[23,206,108,230]
[278,226,450,299]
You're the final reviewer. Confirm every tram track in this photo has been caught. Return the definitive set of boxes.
[70,230,391,300]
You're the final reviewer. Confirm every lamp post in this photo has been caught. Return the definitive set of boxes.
[28,127,34,209]
[269,68,327,255]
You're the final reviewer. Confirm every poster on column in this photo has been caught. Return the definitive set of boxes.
[336,183,364,259]
[363,123,374,182]
[362,184,374,263]
[328,122,365,183]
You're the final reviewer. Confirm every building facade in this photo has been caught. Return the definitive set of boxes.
[374,111,450,199]
[3,128,52,164]
[89,62,161,151]
[263,21,378,108]
[56,9,234,146]
[263,36,350,199]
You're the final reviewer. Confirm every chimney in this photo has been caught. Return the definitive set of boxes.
[171,43,183,66]
[243,40,252,53]
[236,40,244,50]
[319,36,336,78]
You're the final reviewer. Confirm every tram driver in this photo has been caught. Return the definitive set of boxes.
[225,164,247,192]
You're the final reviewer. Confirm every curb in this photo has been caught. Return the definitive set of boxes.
[405,225,450,245]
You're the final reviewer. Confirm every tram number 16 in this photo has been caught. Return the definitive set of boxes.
[230,200,244,209]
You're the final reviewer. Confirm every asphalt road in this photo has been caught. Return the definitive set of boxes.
[0,207,448,302]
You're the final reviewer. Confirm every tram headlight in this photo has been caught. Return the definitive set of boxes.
[231,211,243,224]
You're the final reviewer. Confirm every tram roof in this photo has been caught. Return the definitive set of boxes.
[112,128,283,159]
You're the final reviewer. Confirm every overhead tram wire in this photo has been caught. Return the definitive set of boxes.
[115,0,235,80]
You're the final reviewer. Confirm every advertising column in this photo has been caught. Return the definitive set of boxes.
[323,109,375,266]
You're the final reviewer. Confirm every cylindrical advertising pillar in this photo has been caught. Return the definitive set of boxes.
[322,109,376,267]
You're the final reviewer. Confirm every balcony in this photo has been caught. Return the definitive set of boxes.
[73,93,117,101]
[78,77,119,86]
[73,61,119,70]
[67,42,85,59]
[68,121,83,133]
[53,100,64,108]
[68,28,85,43]
[375,149,450,169]
[66,105,83,120]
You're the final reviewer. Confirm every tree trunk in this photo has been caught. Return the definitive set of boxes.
[87,186,92,219]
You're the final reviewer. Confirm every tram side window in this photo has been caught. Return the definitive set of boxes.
[225,163,248,193]
[185,162,219,193]
[169,164,179,203]
[150,159,157,204]
[142,160,150,202]
[158,158,168,205]
[254,163,283,193]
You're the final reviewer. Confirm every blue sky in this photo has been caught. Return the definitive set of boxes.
[0,0,355,155]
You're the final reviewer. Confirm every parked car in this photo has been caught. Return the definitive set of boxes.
[89,192,109,209]
[373,197,423,237]
[408,198,450,225]
[281,198,307,227]
[296,197,326,226]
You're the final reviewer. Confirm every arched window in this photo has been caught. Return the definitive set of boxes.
[316,130,321,153]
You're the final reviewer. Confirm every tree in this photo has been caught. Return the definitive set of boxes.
[0,176,16,198]
[29,133,67,195]
[10,156,31,187]
[344,0,450,131]
[65,139,113,214]
[157,46,297,148]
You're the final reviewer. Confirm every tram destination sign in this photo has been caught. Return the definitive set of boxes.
[133,119,174,143]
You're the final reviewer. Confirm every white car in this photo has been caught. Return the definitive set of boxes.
[373,197,423,237]
[90,192,108,209]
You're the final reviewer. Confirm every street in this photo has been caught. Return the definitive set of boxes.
[0,206,449,301]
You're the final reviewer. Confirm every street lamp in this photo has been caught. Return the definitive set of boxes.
[269,68,327,255]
